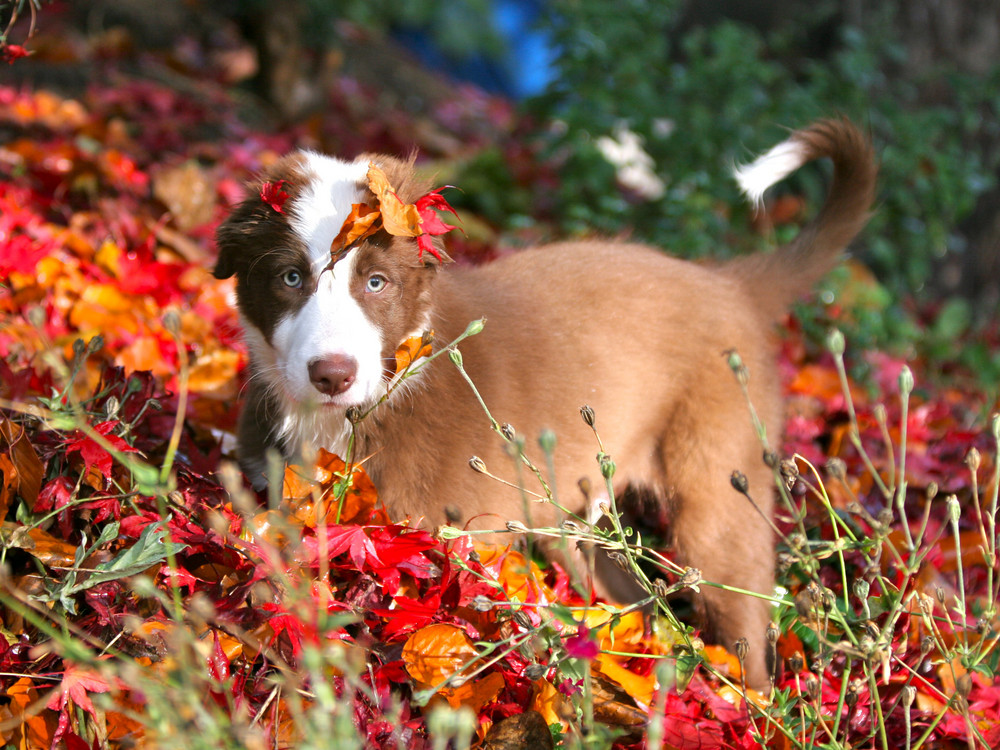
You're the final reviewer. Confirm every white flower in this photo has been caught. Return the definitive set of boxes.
[596,125,666,200]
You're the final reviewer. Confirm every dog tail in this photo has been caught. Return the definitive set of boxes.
[726,118,877,319]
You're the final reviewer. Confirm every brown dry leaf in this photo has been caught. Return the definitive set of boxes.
[331,202,381,257]
[153,162,217,231]
[402,622,478,688]
[2,523,78,568]
[367,162,422,237]
[589,669,648,728]
[482,710,554,750]
[0,413,44,514]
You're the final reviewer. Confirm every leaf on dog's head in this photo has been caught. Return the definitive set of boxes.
[366,162,459,263]
[331,203,381,262]
[260,180,289,213]
[367,163,422,238]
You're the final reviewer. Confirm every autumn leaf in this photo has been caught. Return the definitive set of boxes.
[63,420,139,477]
[367,163,422,238]
[403,622,478,689]
[260,179,289,212]
[2,523,78,567]
[393,331,434,375]
[0,678,56,748]
[331,202,382,257]
[0,413,44,515]
[365,162,457,262]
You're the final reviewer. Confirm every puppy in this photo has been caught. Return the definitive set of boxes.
[214,119,876,688]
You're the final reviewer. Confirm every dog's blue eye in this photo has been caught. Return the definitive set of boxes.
[282,269,303,288]
[366,275,387,293]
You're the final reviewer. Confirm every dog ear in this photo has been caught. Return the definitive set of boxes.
[213,207,246,279]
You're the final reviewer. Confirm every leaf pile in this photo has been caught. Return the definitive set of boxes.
[1,16,999,750]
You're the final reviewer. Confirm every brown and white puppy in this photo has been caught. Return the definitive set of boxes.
[214,119,877,688]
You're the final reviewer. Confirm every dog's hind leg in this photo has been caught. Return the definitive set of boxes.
[662,409,776,690]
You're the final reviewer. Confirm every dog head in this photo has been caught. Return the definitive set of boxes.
[214,152,449,425]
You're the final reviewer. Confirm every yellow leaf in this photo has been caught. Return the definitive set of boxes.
[95,239,122,278]
[367,162,422,237]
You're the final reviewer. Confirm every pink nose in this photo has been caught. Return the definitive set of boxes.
[308,354,358,396]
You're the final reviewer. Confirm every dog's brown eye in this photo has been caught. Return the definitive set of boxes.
[366,274,387,293]
[282,269,303,288]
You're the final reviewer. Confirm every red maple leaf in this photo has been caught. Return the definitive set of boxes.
[260,180,289,213]
[2,44,30,64]
[63,420,138,475]
[413,187,458,262]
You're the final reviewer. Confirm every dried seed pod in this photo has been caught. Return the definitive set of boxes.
[788,653,804,674]
[825,457,847,480]
[469,595,494,612]
[804,674,821,702]
[680,567,702,588]
[524,663,547,680]
[735,638,750,663]
[779,459,800,481]
[580,405,596,427]
[653,578,670,599]
[730,470,749,494]
[766,622,779,646]
[852,578,870,602]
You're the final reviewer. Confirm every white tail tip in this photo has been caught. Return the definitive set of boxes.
[734,138,809,207]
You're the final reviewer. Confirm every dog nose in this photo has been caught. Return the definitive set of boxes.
[308,354,358,396]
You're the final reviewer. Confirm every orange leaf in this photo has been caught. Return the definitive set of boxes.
[367,163,422,238]
[402,623,478,688]
[938,655,969,698]
[431,670,505,712]
[703,644,743,681]
[331,202,381,256]
[393,331,434,375]
[0,677,57,748]
[531,678,571,729]
[186,348,241,394]
[118,334,170,376]
[593,654,657,707]
[281,449,385,526]
[0,413,44,515]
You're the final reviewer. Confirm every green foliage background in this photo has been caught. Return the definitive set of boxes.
[295,0,1000,382]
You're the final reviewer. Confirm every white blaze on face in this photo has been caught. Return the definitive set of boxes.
[272,250,385,407]
[269,152,386,408]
